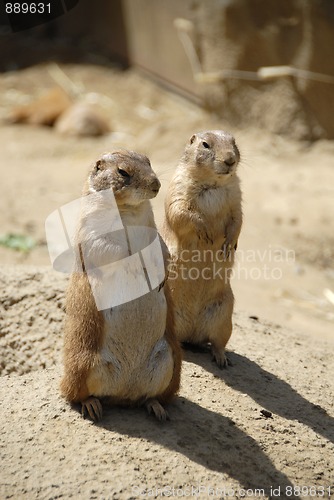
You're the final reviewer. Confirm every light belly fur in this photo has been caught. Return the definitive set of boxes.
[86,290,174,401]
[168,239,234,342]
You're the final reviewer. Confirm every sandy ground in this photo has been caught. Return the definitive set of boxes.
[0,268,333,500]
[0,63,334,498]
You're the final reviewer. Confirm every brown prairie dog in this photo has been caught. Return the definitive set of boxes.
[162,130,242,368]
[60,150,182,422]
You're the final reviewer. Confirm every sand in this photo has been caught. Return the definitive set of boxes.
[0,63,333,499]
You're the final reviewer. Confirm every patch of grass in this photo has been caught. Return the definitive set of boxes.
[0,233,37,252]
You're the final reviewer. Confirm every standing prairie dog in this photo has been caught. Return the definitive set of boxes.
[60,150,182,421]
[162,130,242,368]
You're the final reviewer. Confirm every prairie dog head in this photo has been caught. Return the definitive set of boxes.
[182,130,240,183]
[86,150,161,206]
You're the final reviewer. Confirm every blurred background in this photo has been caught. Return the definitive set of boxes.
[0,0,333,344]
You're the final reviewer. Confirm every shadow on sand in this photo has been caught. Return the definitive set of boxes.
[94,395,296,497]
[70,343,334,497]
[67,343,334,497]
[183,348,334,445]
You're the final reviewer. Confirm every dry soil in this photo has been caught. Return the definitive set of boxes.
[0,63,333,499]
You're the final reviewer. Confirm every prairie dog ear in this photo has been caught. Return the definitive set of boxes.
[89,159,103,192]
[190,134,197,145]
[94,159,102,173]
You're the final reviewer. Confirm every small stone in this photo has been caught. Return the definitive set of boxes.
[260,409,273,418]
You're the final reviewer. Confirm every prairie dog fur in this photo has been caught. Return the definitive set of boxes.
[162,131,242,368]
[60,150,181,421]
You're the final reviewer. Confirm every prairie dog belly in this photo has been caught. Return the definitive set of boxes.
[86,289,173,400]
[168,239,234,342]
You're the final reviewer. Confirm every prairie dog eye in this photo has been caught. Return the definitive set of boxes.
[202,141,210,149]
[118,168,130,178]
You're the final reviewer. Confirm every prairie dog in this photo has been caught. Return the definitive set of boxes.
[60,150,181,421]
[6,87,71,126]
[162,131,242,368]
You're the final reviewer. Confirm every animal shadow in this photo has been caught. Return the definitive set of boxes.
[98,396,295,497]
[183,348,334,444]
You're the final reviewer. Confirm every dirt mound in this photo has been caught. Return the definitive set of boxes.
[0,266,333,499]
[0,266,66,375]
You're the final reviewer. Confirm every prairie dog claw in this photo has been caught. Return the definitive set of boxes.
[81,397,103,422]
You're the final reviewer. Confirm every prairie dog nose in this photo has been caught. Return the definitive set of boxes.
[150,177,161,193]
[223,152,237,167]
